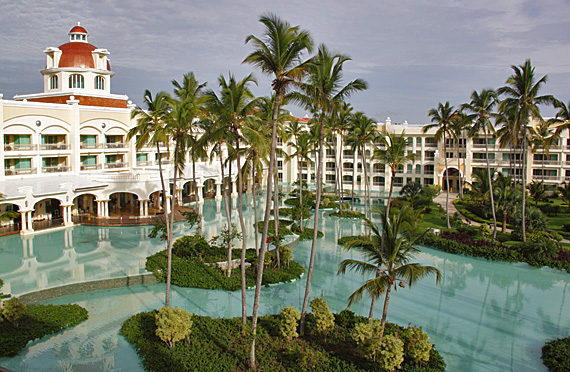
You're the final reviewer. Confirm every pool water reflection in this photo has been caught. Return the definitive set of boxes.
[0,194,568,371]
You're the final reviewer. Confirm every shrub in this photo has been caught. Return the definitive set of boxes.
[378,334,405,371]
[279,306,301,341]
[280,245,293,267]
[155,306,193,348]
[2,297,25,327]
[352,320,384,361]
[310,297,335,334]
[291,224,324,240]
[402,325,432,363]
[542,336,570,372]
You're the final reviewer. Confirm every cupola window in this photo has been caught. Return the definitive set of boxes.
[49,75,58,90]
[69,74,84,89]
[95,75,105,90]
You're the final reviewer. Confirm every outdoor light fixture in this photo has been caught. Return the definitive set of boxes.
[101,122,106,128]
[36,120,41,127]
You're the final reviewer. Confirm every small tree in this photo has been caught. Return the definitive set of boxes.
[309,297,335,334]
[378,334,405,371]
[352,319,384,361]
[279,306,301,341]
[155,306,193,348]
[402,325,432,363]
[280,246,293,268]
[3,297,26,327]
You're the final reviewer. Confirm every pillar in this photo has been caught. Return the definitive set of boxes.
[140,199,149,217]
[215,183,222,200]
[62,204,73,226]
[231,181,237,198]
[165,195,172,213]
[197,185,204,203]
[96,200,109,217]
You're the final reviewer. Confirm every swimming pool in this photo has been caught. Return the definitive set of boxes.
[0,194,568,371]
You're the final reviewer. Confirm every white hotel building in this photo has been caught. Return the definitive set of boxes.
[1,25,569,235]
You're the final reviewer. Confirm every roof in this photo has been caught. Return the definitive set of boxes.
[69,25,88,34]
[58,42,97,68]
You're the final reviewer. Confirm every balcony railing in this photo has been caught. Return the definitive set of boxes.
[326,153,335,158]
[80,143,105,149]
[80,164,102,171]
[42,165,71,173]
[424,156,435,161]
[533,175,559,181]
[40,144,70,151]
[373,168,385,173]
[533,160,560,165]
[4,144,37,151]
[373,182,386,187]
[424,142,436,148]
[343,154,354,159]
[326,167,335,172]
[471,143,496,149]
[5,168,37,176]
[154,160,171,165]
[104,143,127,149]
[104,162,126,169]
[136,161,153,167]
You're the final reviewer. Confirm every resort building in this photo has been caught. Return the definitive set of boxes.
[1,24,569,235]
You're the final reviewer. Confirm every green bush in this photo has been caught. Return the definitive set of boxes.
[352,319,384,361]
[542,336,570,372]
[329,210,365,219]
[378,334,405,371]
[310,297,335,334]
[279,306,301,341]
[0,303,88,357]
[2,297,26,327]
[291,224,324,240]
[402,325,432,363]
[155,306,193,348]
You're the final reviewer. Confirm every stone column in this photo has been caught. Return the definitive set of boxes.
[61,204,73,226]
[197,185,204,203]
[231,181,238,198]
[215,183,222,200]
[165,196,172,213]
[140,199,149,217]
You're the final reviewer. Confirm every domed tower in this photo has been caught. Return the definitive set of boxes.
[14,23,128,108]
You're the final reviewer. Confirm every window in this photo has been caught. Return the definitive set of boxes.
[343,149,354,158]
[49,75,58,89]
[343,175,353,183]
[407,137,413,146]
[277,160,283,170]
[81,155,97,165]
[425,137,435,146]
[277,137,283,146]
[278,173,283,181]
[407,164,413,173]
[416,165,421,174]
[326,174,336,184]
[373,176,385,186]
[95,76,105,90]
[136,154,147,162]
[373,164,385,173]
[69,74,84,88]
[326,149,335,158]
[394,177,404,187]
[326,162,335,171]
[416,137,422,146]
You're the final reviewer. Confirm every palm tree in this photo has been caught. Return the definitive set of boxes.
[527,180,546,206]
[423,101,456,228]
[338,206,441,339]
[550,99,570,138]
[206,73,258,328]
[449,111,470,197]
[497,59,555,242]
[557,182,570,213]
[243,14,313,369]
[287,131,314,232]
[493,173,519,233]
[290,43,368,334]
[462,89,499,242]
[165,72,207,306]
[327,102,353,212]
[531,120,557,179]
[126,89,173,306]
[345,112,377,222]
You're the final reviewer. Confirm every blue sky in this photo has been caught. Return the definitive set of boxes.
[0,0,568,123]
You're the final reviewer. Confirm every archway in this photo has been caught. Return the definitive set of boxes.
[0,203,21,234]
[442,168,461,191]
[182,180,197,204]
[203,178,216,199]
[148,191,165,216]
[223,176,232,195]
[33,198,63,230]
[108,192,140,217]
[73,194,97,216]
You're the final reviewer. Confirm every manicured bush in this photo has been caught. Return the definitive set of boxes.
[2,297,25,327]
[155,306,193,348]
[329,210,365,219]
[402,325,432,363]
[542,336,570,372]
[378,334,405,371]
[352,319,384,361]
[310,297,335,334]
[291,224,324,240]
[279,306,301,341]
[0,303,88,357]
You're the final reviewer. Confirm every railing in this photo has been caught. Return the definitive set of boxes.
[424,142,436,148]
[33,217,64,231]
[105,143,127,149]
[424,170,435,175]
[326,153,335,158]
[136,161,154,167]
[4,144,37,151]
[42,165,71,173]
[0,223,20,235]
[80,143,105,149]
[533,175,559,181]
[394,183,404,187]
[471,143,496,149]
[40,143,70,151]
[343,154,354,159]
[533,160,560,165]
[326,167,336,172]
[104,162,126,169]
[80,164,102,171]
[373,182,386,187]
[5,168,37,176]
[424,156,435,161]
[154,160,171,165]
[373,168,385,173]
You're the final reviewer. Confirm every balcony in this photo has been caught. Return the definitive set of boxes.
[105,143,127,149]
[42,165,71,173]
[326,167,335,172]
[424,156,435,161]
[136,161,153,167]
[80,164,102,171]
[40,143,70,151]
[104,162,127,169]
[533,160,560,166]
[154,160,171,165]
[4,144,37,151]
[80,143,105,149]
[5,168,37,176]
[424,142,436,148]
[533,175,559,181]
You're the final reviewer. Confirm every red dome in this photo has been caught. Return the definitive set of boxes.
[58,42,96,68]
[69,25,88,34]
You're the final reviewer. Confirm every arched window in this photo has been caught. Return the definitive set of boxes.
[95,76,105,90]
[69,74,84,88]
[49,75,58,90]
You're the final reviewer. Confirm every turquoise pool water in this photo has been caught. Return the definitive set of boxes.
[0,195,569,371]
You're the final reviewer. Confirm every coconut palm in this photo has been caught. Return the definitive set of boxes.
[345,112,377,222]
[527,180,547,206]
[557,182,570,213]
[531,120,557,179]
[286,131,314,232]
[423,101,456,228]
[493,173,519,233]
[449,111,470,197]
[497,59,555,242]
[126,89,173,306]
[206,73,258,328]
[327,102,353,212]
[550,99,570,138]
[243,14,313,368]
[462,89,499,242]
[289,43,368,333]
[338,206,441,339]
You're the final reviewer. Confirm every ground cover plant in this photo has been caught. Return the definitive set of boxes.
[0,300,88,357]
[542,336,570,372]
[120,307,445,372]
[146,234,305,290]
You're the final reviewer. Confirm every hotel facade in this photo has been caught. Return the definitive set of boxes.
[1,25,569,235]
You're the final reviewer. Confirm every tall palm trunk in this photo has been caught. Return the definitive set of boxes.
[351,149,357,210]
[378,280,393,341]
[273,152,281,267]
[155,143,172,307]
[338,135,345,215]
[219,143,233,277]
[298,156,304,232]
[235,134,248,329]
[166,141,181,308]
[361,145,370,221]
[300,114,325,334]
[250,90,281,370]
[443,132,451,228]
[456,139,463,197]
[484,127,497,242]
[252,160,259,255]
[192,154,202,235]
[521,130,527,242]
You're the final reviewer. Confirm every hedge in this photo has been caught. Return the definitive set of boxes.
[542,336,570,372]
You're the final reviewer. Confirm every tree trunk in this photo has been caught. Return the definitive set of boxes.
[378,281,393,342]
[156,143,172,308]
[250,89,282,371]
[166,141,180,308]
[300,113,325,334]
[298,156,304,232]
[351,149,357,210]
[502,211,507,233]
[273,150,281,267]
[339,134,345,215]
[485,127,497,243]
[220,143,233,277]
[521,131,527,242]
[252,160,259,255]
[444,132,451,229]
[236,135,248,330]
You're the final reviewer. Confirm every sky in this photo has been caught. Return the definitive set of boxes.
[0,0,569,124]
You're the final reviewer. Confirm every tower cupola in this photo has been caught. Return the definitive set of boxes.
[69,22,88,43]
